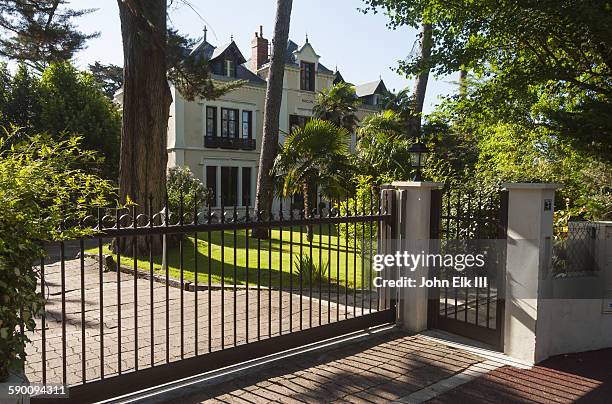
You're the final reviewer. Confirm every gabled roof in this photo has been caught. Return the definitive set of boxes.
[190,38,215,60]
[333,70,345,85]
[279,39,333,75]
[317,62,334,75]
[190,39,264,85]
[287,40,299,55]
[210,41,247,64]
[355,79,388,97]
[297,41,321,58]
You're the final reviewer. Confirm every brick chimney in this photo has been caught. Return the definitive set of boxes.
[251,25,269,72]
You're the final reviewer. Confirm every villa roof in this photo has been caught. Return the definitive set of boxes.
[210,41,247,64]
[333,70,345,85]
[227,65,266,84]
[190,38,215,60]
[190,39,265,85]
[355,79,388,97]
[281,40,334,74]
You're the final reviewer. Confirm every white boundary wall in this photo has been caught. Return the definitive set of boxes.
[502,184,611,364]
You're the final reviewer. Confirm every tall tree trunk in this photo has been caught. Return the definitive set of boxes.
[303,179,316,242]
[117,0,172,253]
[459,68,468,95]
[410,23,432,137]
[253,0,293,239]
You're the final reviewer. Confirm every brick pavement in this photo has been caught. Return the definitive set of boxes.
[25,257,378,386]
[430,348,612,403]
[26,257,607,404]
[140,335,612,404]
[158,331,487,403]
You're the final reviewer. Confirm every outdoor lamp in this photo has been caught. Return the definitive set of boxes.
[408,140,429,182]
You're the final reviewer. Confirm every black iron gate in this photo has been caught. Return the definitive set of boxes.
[428,188,508,349]
[27,193,397,403]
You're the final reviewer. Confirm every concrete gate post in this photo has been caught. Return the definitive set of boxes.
[391,181,444,333]
[502,183,561,364]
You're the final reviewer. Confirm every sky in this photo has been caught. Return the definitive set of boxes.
[72,0,461,113]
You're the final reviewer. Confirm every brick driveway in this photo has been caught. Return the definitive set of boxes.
[138,334,612,404]
[25,257,377,386]
[431,348,612,403]
[155,331,487,403]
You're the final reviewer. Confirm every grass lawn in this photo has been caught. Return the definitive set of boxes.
[92,226,376,290]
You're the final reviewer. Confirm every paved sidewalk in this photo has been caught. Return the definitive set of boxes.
[153,331,488,403]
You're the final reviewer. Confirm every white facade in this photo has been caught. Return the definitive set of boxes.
[163,29,386,209]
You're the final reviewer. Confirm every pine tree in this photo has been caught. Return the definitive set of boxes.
[89,62,124,99]
[116,1,241,253]
[0,0,98,71]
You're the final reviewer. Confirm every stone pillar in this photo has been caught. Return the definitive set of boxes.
[502,183,561,364]
[392,181,444,333]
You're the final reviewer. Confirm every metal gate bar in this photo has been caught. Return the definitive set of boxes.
[428,188,508,350]
[26,193,396,401]
[33,309,395,404]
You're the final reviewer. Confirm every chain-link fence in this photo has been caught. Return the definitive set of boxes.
[552,222,602,275]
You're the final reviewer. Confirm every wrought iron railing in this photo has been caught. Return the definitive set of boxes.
[26,194,395,402]
[204,136,256,150]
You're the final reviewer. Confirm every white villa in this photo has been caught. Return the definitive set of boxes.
[122,26,388,208]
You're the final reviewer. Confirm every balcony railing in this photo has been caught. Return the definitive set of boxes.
[205,136,256,151]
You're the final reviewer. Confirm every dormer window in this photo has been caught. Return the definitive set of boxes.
[224,59,235,77]
[300,62,315,91]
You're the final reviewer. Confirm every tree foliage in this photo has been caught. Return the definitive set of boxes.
[39,62,121,178]
[0,62,121,179]
[166,166,211,217]
[357,110,414,181]
[273,119,354,240]
[275,119,354,199]
[312,82,361,133]
[428,82,612,220]
[0,63,41,132]
[89,61,124,99]
[381,87,419,129]
[0,129,113,380]
[0,0,98,71]
[362,0,612,161]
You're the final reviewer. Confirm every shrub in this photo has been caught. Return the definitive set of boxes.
[337,175,382,256]
[0,127,113,380]
[166,166,211,222]
[294,255,329,285]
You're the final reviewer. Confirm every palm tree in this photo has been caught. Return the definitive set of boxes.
[312,82,361,133]
[357,110,413,181]
[381,88,419,131]
[273,119,354,241]
[253,0,293,239]
[359,109,406,138]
